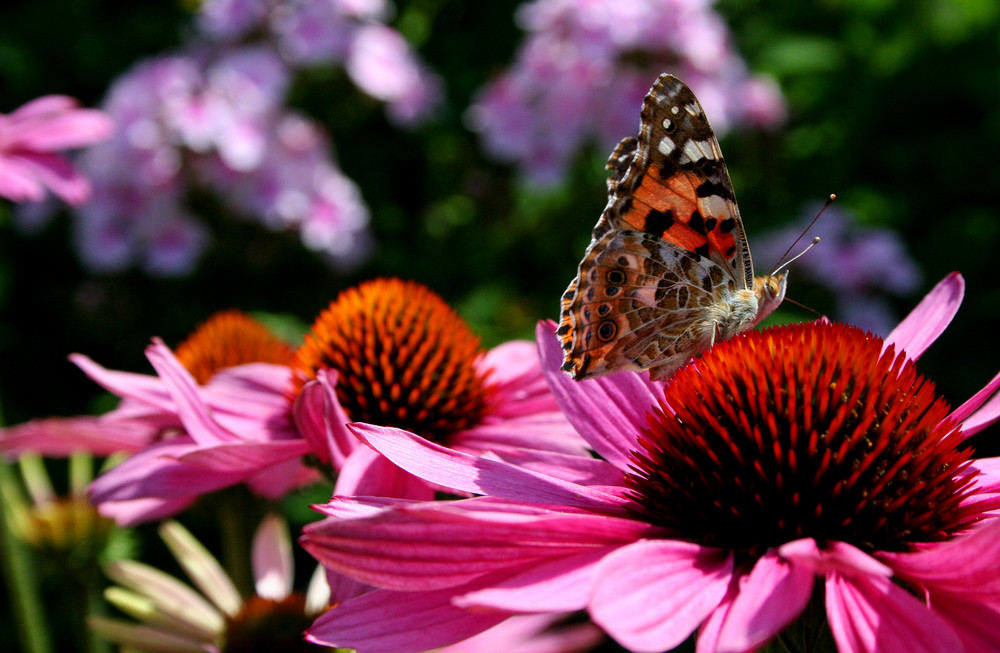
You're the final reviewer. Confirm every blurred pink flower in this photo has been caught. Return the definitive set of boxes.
[467,0,786,185]
[55,49,369,275]
[198,0,440,125]
[0,95,112,205]
[302,273,1000,653]
[346,23,443,125]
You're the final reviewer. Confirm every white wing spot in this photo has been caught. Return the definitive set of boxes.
[697,195,730,219]
[683,139,712,162]
[657,137,676,156]
[671,105,680,115]
[661,118,672,130]
[685,104,700,117]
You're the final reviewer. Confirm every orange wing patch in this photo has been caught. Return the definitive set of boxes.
[615,165,739,269]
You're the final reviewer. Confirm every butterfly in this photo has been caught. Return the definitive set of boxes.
[557,73,788,381]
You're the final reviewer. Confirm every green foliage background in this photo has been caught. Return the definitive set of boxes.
[1,1,1000,651]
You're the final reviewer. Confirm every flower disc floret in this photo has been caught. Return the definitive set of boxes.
[174,310,294,384]
[292,278,495,442]
[626,321,978,557]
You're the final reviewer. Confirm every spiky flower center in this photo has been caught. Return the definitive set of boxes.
[292,278,495,442]
[223,594,322,653]
[174,310,294,384]
[626,322,978,558]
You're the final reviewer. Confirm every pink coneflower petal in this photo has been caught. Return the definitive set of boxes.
[537,321,663,470]
[6,94,79,119]
[348,422,628,511]
[89,440,250,501]
[98,496,197,526]
[293,368,357,467]
[145,339,241,445]
[486,447,625,486]
[6,106,113,150]
[877,519,1000,601]
[456,547,611,612]
[825,572,962,653]
[884,272,963,360]
[0,417,152,457]
[0,155,48,201]
[307,584,510,653]
[333,445,435,499]
[4,151,91,204]
[716,551,814,652]
[175,439,311,472]
[589,540,733,653]
[949,368,1000,438]
[69,353,177,413]
[301,496,649,591]
[922,590,1000,653]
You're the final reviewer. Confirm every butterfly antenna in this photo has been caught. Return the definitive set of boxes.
[773,236,821,275]
[772,194,836,273]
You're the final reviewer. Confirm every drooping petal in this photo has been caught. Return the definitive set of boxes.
[778,539,893,579]
[88,440,251,506]
[96,495,198,527]
[307,584,510,653]
[589,539,733,653]
[292,369,357,467]
[69,352,176,413]
[825,571,962,653]
[437,613,605,653]
[456,546,615,612]
[878,518,1000,604]
[252,514,294,601]
[174,439,311,472]
[301,497,649,591]
[716,550,814,652]
[348,422,628,512]
[0,155,46,202]
[4,151,92,204]
[145,340,241,445]
[536,321,665,472]
[0,416,153,457]
[883,272,963,360]
[483,447,625,486]
[334,445,435,500]
[924,590,1000,653]
[456,416,588,456]
[5,104,112,150]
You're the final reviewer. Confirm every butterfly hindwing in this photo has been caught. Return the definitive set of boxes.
[558,229,733,380]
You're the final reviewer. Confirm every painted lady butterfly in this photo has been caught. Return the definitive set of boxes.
[557,73,788,381]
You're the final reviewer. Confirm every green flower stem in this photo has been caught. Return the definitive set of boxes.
[0,460,53,653]
[217,488,257,596]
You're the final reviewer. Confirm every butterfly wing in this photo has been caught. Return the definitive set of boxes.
[559,229,738,380]
[559,74,755,380]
